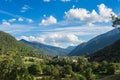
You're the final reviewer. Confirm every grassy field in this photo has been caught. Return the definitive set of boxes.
[22,56,44,66]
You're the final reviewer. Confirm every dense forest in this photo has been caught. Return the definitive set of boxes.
[1,52,120,80]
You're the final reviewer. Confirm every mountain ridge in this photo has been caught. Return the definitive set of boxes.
[20,39,70,56]
[89,39,120,62]
[69,29,120,56]
[0,31,44,57]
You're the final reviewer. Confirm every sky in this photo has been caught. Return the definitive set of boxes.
[0,0,120,48]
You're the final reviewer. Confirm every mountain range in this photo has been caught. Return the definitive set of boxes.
[20,39,70,56]
[69,29,120,56]
[1,28,120,59]
[66,46,76,51]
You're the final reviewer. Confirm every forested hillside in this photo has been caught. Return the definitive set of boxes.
[20,39,69,56]
[89,39,120,62]
[69,29,120,56]
[0,31,44,57]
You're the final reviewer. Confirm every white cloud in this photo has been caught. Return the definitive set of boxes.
[0,10,33,24]
[1,18,16,25]
[1,17,33,25]
[2,21,11,26]
[18,17,24,22]
[0,24,34,35]
[26,19,33,23]
[18,17,34,23]
[21,5,32,13]
[18,33,84,48]
[40,16,57,26]
[65,3,116,24]
[43,0,50,2]
[17,24,114,48]
[8,18,16,22]
[0,22,114,48]
[61,0,71,2]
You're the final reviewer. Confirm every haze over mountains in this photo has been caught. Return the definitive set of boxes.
[20,39,70,56]
[66,46,76,51]
[69,29,120,56]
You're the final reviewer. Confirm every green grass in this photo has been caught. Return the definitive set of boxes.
[22,56,44,67]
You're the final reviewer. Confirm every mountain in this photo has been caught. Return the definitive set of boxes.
[20,39,70,56]
[0,31,44,57]
[89,39,120,62]
[69,29,120,56]
[66,46,76,51]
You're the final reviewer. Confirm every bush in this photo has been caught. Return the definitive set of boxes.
[28,64,42,76]
[106,63,116,75]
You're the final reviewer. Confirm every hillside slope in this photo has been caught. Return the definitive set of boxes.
[20,39,70,56]
[69,29,120,56]
[89,39,120,62]
[0,31,44,57]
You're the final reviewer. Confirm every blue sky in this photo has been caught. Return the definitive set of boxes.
[0,0,119,48]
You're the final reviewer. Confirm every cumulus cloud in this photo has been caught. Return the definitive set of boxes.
[65,4,116,24]
[2,21,11,26]
[0,21,114,48]
[18,33,84,48]
[18,17,24,22]
[40,16,57,26]
[21,5,32,13]
[18,17,33,23]
[1,18,16,25]
[17,24,114,48]
[1,18,33,25]
[26,18,33,23]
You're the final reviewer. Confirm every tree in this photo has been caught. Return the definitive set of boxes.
[51,66,60,78]
[71,74,86,80]
[111,14,120,30]
[0,53,33,80]
[99,61,108,73]
[91,62,99,73]
[28,64,42,76]
[60,65,73,78]
[77,57,89,74]
[106,63,116,75]
[84,68,95,80]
